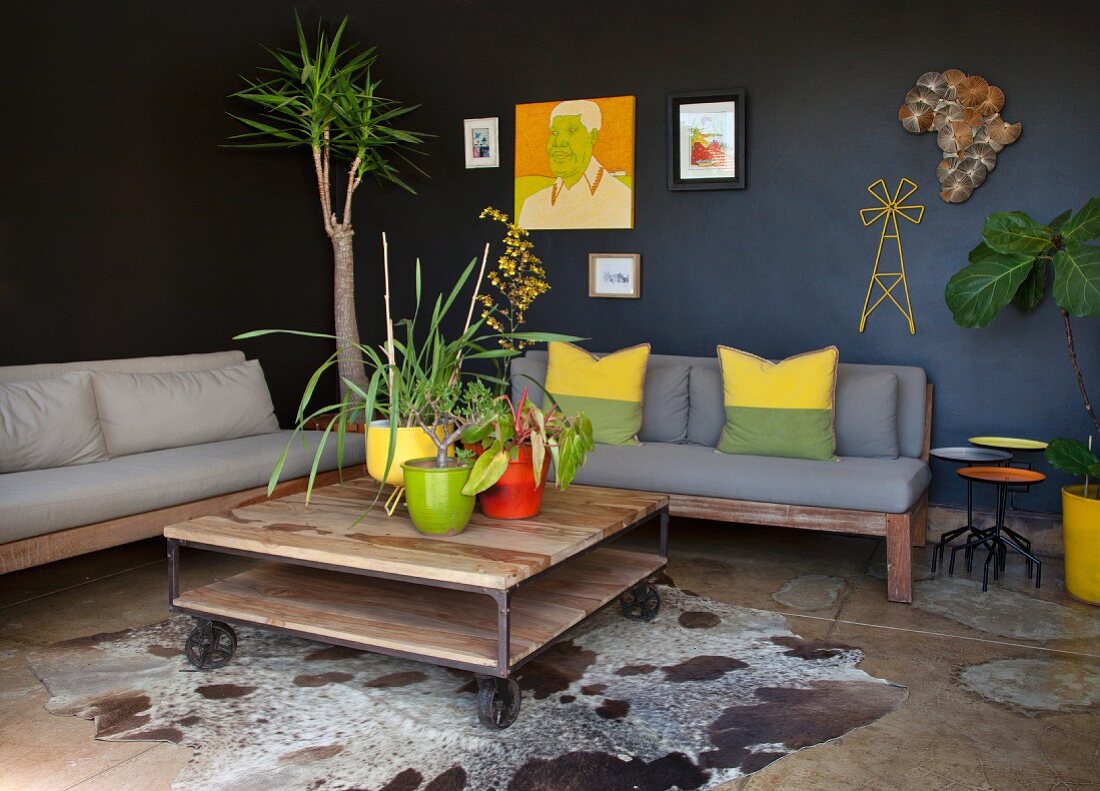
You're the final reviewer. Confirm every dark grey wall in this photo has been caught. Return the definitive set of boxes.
[2,0,1097,511]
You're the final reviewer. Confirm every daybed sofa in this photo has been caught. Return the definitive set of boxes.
[0,351,365,574]
[511,350,932,603]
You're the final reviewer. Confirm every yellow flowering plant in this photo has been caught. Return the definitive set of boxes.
[478,207,550,350]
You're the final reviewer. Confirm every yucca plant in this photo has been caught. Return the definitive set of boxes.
[228,14,426,401]
[944,196,1100,487]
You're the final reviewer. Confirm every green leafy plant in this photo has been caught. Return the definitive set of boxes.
[460,387,595,496]
[944,197,1100,491]
[229,14,426,401]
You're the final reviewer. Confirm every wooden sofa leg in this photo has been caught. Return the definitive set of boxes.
[886,513,913,604]
[910,492,928,548]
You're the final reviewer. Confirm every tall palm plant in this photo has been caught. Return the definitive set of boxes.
[228,14,426,400]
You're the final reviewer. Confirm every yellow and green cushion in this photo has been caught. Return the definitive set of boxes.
[543,342,649,445]
[716,345,839,460]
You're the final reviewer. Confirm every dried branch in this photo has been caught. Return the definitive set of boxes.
[311,145,334,236]
[342,155,362,226]
[1062,309,1100,438]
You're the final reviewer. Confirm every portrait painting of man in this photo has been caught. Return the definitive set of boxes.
[514,96,635,230]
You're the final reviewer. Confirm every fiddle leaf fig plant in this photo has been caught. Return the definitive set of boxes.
[944,196,1100,494]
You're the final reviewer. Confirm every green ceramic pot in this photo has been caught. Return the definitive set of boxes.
[401,458,475,535]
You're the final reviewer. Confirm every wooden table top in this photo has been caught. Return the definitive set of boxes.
[957,466,1046,485]
[164,477,668,590]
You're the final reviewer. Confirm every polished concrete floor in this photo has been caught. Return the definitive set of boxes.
[1,520,1097,790]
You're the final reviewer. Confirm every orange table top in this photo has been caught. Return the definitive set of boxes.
[957,466,1046,485]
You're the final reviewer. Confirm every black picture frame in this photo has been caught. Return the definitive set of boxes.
[667,89,746,191]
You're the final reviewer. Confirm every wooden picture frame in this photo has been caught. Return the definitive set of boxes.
[589,253,641,299]
[667,89,746,191]
[464,117,499,168]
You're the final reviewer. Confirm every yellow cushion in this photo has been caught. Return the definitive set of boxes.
[717,345,838,460]
[543,342,649,445]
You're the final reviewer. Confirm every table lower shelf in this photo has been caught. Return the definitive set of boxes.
[173,547,665,672]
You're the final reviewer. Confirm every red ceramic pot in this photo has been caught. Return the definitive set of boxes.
[478,445,549,520]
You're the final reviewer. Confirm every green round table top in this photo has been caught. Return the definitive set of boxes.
[968,436,1049,451]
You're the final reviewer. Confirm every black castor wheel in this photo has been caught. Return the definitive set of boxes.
[185,620,237,670]
[620,582,661,622]
[477,677,521,729]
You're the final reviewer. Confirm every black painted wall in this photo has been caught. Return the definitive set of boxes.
[2,0,1098,511]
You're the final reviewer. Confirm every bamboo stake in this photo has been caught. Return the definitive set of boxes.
[382,232,396,417]
[448,242,492,388]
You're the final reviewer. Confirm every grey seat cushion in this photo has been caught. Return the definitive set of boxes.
[0,431,366,544]
[0,350,246,384]
[570,442,930,514]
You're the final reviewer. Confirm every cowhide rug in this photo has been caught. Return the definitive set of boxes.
[28,585,906,790]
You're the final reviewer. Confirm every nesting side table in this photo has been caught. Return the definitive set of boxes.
[928,446,1012,572]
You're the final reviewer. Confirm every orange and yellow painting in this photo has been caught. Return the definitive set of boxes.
[514,95,635,230]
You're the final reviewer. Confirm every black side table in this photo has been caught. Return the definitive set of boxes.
[949,466,1044,592]
[929,446,1012,572]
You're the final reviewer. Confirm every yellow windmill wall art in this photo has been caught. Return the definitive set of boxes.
[858,178,925,335]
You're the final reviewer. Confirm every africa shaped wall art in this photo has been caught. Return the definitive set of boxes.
[898,70,1021,203]
[515,96,635,230]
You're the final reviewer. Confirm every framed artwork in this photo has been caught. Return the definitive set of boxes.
[589,253,641,299]
[514,95,635,230]
[667,89,746,191]
[464,117,499,168]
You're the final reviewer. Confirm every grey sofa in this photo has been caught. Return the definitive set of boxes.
[511,350,932,603]
[0,351,365,573]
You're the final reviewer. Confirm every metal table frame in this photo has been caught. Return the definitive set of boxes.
[168,506,669,680]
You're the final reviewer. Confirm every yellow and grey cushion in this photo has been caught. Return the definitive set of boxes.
[543,342,649,445]
[716,345,839,460]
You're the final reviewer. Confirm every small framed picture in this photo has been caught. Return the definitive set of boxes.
[589,253,641,299]
[463,117,499,168]
[667,89,746,191]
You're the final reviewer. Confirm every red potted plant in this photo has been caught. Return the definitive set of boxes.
[460,388,594,519]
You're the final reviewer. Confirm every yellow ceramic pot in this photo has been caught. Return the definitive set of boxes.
[1062,484,1100,606]
[365,421,449,486]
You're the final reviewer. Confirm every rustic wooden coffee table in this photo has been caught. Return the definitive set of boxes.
[164,477,669,728]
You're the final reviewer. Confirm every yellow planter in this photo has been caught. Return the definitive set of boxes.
[1063,484,1100,606]
[365,421,449,486]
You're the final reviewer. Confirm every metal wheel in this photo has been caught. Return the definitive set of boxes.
[477,677,521,729]
[620,582,661,622]
[185,620,237,670]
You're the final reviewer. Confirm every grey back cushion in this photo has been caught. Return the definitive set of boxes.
[92,360,280,457]
[0,350,245,384]
[0,372,109,473]
[686,367,725,446]
[639,364,690,443]
[834,371,899,458]
[509,357,690,443]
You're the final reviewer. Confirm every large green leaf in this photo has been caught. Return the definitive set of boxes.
[982,211,1054,256]
[1012,260,1047,312]
[945,244,1036,327]
[461,441,509,496]
[1061,197,1100,243]
[1052,243,1100,316]
[1045,438,1100,477]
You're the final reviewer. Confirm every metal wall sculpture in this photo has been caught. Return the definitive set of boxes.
[858,178,924,335]
[898,70,1021,204]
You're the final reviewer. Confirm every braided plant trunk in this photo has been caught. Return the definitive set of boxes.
[313,143,369,404]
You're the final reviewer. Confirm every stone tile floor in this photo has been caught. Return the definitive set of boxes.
[0,520,1097,790]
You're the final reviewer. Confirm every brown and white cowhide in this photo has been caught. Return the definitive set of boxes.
[29,586,905,790]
